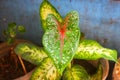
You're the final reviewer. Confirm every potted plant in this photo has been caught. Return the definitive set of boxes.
[0,22,36,79]
[12,0,117,80]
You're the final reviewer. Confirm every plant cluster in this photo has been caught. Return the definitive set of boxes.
[14,0,118,80]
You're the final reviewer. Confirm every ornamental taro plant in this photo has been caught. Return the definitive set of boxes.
[14,0,117,80]
[42,11,80,74]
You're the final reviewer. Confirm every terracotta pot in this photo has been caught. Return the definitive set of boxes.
[112,58,120,80]
[15,59,109,80]
[100,59,109,80]
[14,70,35,80]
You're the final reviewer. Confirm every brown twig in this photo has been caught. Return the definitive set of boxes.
[18,55,27,74]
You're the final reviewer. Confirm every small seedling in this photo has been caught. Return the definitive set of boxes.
[3,22,25,44]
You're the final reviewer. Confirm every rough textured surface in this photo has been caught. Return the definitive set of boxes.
[0,0,120,56]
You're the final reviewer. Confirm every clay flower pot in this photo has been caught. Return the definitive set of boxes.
[112,58,120,80]
[14,69,34,80]
[100,59,109,80]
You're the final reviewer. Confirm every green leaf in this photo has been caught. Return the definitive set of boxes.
[7,37,14,44]
[40,0,62,30]
[3,30,8,37]
[43,11,80,74]
[30,58,61,80]
[74,40,117,62]
[62,65,90,80]
[7,22,17,38]
[14,42,48,65]
[18,25,26,33]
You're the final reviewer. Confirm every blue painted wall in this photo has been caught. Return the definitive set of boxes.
[0,0,120,55]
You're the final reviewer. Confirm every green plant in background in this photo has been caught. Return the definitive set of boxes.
[3,22,25,44]
[1,22,26,74]
[14,0,118,80]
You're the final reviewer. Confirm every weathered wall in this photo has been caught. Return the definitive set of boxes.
[0,0,120,55]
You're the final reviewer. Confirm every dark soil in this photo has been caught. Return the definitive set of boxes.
[0,53,36,80]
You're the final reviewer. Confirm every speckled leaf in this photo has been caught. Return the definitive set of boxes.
[14,42,48,65]
[7,22,17,38]
[43,11,80,74]
[40,0,62,30]
[30,58,61,80]
[74,40,117,62]
[62,65,90,80]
